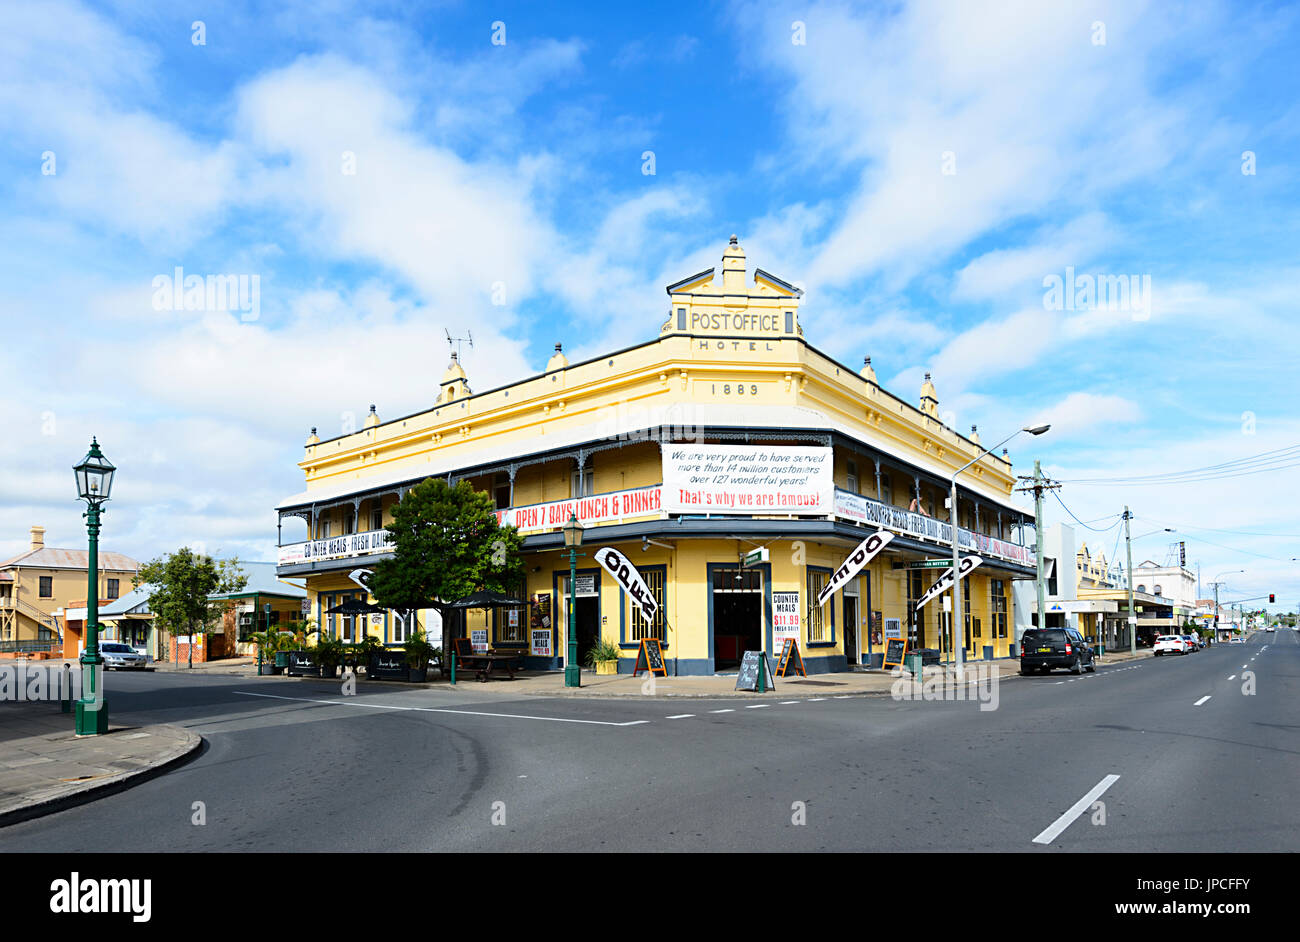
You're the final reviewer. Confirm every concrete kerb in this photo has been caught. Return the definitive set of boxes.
[0,724,203,828]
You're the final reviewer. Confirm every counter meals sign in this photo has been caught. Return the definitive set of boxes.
[662,445,833,515]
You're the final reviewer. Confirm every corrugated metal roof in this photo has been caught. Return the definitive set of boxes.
[100,585,154,617]
[0,546,139,571]
[207,561,306,599]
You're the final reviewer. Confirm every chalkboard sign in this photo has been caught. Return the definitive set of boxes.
[776,639,806,678]
[735,650,775,692]
[286,651,319,677]
[632,638,666,677]
[369,650,409,680]
[882,637,908,670]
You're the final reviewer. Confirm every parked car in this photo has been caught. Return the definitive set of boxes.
[1229,636,1245,644]
[1153,634,1188,656]
[1181,634,1201,652]
[1019,628,1096,675]
[97,641,148,670]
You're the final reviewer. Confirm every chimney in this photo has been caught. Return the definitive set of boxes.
[721,234,746,292]
[30,526,45,551]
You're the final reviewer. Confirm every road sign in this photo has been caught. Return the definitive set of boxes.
[742,547,769,567]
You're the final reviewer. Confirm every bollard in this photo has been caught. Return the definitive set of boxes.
[61,662,71,713]
[450,651,456,686]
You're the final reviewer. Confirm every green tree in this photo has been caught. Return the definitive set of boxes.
[136,549,247,669]
[367,478,524,647]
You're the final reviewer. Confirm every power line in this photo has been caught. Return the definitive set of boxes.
[1059,443,1300,486]
[1051,491,1122,533]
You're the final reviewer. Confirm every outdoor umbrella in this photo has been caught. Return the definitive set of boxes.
[449,590,527,609]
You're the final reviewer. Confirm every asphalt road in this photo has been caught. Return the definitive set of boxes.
[2,631,1295,852]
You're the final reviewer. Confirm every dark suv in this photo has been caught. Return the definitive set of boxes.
[1019,628,1096,675]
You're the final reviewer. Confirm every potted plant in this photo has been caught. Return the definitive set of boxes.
[358,634,386,676]
[315,636,342,679]
[404,630,435,683]
[585,638,622,675]
[252,629,292,674]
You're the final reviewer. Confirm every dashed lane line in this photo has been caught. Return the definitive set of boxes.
[1032,774,1121,845]
[666,714,695,719]
[1194,695,1212,706]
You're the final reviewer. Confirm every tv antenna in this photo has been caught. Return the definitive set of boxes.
[445,328,474,359]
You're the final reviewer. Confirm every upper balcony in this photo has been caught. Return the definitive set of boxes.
[277,482,1033,571]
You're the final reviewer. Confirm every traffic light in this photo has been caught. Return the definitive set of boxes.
[1269,594,1275,604]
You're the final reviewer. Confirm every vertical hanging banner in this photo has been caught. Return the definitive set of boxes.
[817,530,895,608]
[915,556,984,610]
[593,547,659,623]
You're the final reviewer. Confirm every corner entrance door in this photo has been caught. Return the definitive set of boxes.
[711,567,763,671]
[843,594,858,665]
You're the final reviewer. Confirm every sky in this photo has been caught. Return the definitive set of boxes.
[1,0,1297,613]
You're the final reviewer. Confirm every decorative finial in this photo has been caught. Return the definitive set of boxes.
[369,404,376,414]
[310,427,317,435]
[729,234,738,245]
[971,424,978,433]
[864,356,871,365]
[555,342,562,352]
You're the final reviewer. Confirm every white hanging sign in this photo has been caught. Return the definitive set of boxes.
[593,546,659,623]
[915,556,984,611]
[817,530,894,608]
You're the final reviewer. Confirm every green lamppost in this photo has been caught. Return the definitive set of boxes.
[73,438,116,735]
[562,512,585,688]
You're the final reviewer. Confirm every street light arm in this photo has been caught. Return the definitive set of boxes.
[953,429,1021,480]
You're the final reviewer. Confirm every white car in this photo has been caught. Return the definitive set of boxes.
[1265,626,1275,633]
[1153,635,1188,656]
[97,642,149,669]
[1229,637,1245,644]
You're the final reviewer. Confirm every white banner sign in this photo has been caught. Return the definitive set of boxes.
[772,592,801,650]
[817,530,894,608]
[471,629,489,654]
[278,529,393,565]
[915,556,984,610]
[662,445,833,515]
[494,486,662,533]
[833,489,1032,566]
[593,547,659,623]
[531,629,552,657]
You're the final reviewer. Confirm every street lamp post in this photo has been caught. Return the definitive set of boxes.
[951,424,1049,681]
[72,438,116,736]
[563,512,585,688]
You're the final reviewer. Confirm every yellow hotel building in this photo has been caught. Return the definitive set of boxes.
[276,237,1037,674]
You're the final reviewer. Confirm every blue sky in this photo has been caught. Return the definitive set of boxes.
[2,0,1297,610]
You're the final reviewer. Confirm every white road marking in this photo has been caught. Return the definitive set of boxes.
[233,691,650,726]
[666,714,694,719]
[807,697,827,701]
[709,708,734,714]
[1194,696,1211,706]
[780,700,799,704]
[745,704,770,709]
[1228,675,1236,680]
[833,695,854,699]
[1032,774,1121,845]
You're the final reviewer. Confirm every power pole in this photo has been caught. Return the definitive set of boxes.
[1015,461,1060,648]
[1124,507,1136,655]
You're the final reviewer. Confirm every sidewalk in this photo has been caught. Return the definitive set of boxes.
[0,702,201,827]
[438,647,1154,699]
